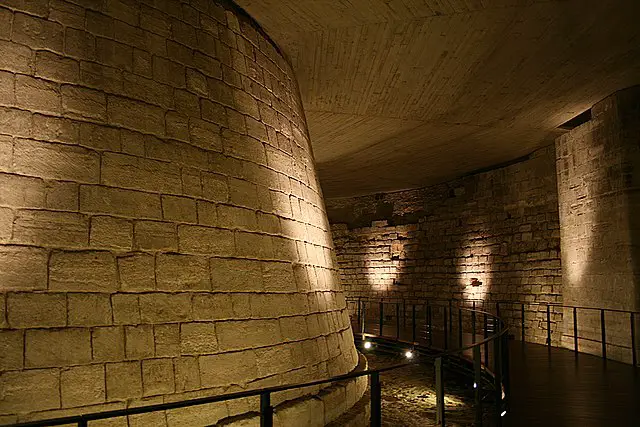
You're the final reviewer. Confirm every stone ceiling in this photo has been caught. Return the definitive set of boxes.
[235,0,640,197]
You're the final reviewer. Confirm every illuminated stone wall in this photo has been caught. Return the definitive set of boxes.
[0,0,361,424]
[327,146,563,344]
[556,86,640,363]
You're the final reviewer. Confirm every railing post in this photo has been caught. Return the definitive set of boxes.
[449,300,453,337]
[474,345,483,427]
[78,419,88,427]
[362,301,367,336]
[396,302,400,339]
[521,303,525,342]
[573,307,578,353]
[494,323,503,427]
[502,331,510,409]
[546,304,551,347]
[483,314,489,366]
[458,307,463,348]
[631,312,637,367]
[403,299,407,328]
[601,309,607,360]
[412,304,416,342]
[435,357,445,427]
[427,301,433,347]
[260,391,273,427]
[371,372,381,427]
[379,301,384,337]
[472,308,476,344]
[444,306,449,350]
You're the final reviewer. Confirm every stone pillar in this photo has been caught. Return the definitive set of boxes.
[556,86,640,363]
[0,1,363,424]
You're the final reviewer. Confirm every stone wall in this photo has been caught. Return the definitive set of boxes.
[0,0,361,424]
[327,146,563,344]
[556,86,640,363]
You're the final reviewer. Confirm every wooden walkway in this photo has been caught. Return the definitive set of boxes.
[504,341,640,427]
[353,320,640,426]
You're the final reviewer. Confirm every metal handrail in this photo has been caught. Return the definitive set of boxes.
[4,304,509,427]
[349,296,639,367]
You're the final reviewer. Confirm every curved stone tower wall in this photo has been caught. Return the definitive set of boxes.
[0,0,360,424]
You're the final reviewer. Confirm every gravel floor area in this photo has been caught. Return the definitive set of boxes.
[366,351,485,426]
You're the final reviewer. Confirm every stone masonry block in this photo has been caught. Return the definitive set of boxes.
[0,40,33,74]
[0,369,60,414]
[201,172,228,203]
[92,326,125,362]
[156,253,210,291]
[35,51,79,83]
[216,319,281,351]
[15,75,61,114]
[80,185,162,219]
[0,245,48,291]
[112,293,140,325]
[209,257,263,291]
[25,328,91,368]
[44,180,79,211]
[174,356,200,392]
[7,292,66,328]
[139,293,191,324]
[180,322,218,355]
[161,195,197,223]
[192,293,234,321]
[154,324,180,357]
[12,12,63,52]
[106,361,142,400]
[125,325,154,359]
[102,152,182,195]
[61,85,107,121]
[49,250,117,291]
[90,216,133,249]
[199,350,257,388]
[178,225,234,256]
[13,138,100,183]
[68,293,112,326]
[141,359,175,400]
[255,344,292,378]
[189,118,222,152]
[0,330,24,371]
[61,364,105,407]
[118,253,156,291]
[11,210,89,248]
[108,95,165,135]
[134,221,177,251]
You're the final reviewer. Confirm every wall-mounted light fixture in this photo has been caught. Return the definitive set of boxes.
[470,278,482,287]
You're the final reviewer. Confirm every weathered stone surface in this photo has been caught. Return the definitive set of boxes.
[117,253,156,291]
[106,361,142,400]
[156,253,209,290]
[92,327,125,362]
[25,328,91,368]
[68,293,112,326]
[0,246,48,291]
[61,365,105,407]
[199,350,258,387]
[0,369,60,413]
[180,322,218,355]
[7,292,66,328]
[49,251,118,291]
[0,330,23,370]
[142,358,175,396]
[0,0,359,421]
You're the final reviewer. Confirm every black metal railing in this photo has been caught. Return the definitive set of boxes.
[349,296,640,367]
[349,296,510,426]
[4,300,510,427]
